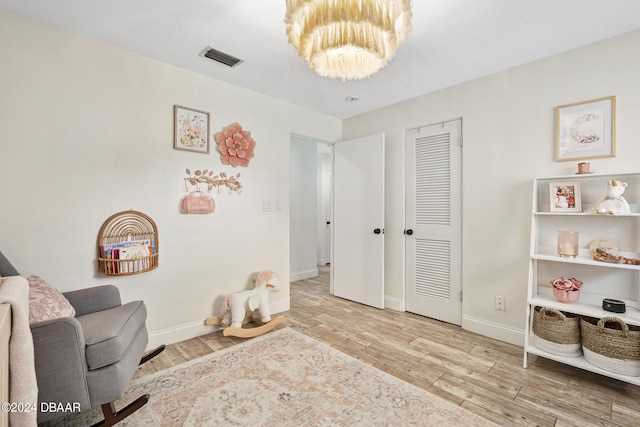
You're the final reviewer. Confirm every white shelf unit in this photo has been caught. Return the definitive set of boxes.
[524,171,640,386]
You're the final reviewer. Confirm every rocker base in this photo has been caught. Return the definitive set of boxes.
[205,314,286,338]
[140,344,166,365]
[91,394,149,427]
[89,345,165,426]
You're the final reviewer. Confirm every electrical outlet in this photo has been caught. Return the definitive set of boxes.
[495,296,505,311]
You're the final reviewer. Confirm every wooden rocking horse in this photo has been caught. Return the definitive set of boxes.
[205,270,285,338]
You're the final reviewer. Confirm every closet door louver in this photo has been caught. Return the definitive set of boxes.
[414,132,452,301]
[415,132,451,226]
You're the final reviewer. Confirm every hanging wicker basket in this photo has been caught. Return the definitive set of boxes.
[531,306,582,357]
[97,210,159,276]
[581,317,640,376]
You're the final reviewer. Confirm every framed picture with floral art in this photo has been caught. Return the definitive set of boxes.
[174,105,210,154]
[555,96,615,161]
[549,181,582,213]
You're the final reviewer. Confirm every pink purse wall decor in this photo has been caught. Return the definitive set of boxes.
[182,190,215,214]
[181,168,243,214]
[182,168,215,214]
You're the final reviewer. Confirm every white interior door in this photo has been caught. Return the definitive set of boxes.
[332,133,385,309]
[405,120,462,325]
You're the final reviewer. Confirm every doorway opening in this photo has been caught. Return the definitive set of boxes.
[290,134,332,282]
[290,132,385,309]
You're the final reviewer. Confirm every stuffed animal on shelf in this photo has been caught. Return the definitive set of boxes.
[205,270,285,338]
[591,180,631,215]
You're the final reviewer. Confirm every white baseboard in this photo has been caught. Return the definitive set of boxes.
[384,295,404,311]
[290,268,318,282]
[270,299,290,318]
[147,299,291,350]
[147,320,218,350]
[462,315,525,347]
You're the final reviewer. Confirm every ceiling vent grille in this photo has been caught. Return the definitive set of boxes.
[200,46,243,68]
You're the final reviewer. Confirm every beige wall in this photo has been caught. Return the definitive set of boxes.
[343,29,640,344]
[0,11,341,347]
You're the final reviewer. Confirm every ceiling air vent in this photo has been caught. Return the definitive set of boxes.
[200,46,243,68]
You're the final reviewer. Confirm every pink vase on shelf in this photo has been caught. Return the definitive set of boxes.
[557,231,579,258]
[553,288,580,303]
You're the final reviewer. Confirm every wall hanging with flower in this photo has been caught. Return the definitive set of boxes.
[215,122,256,167]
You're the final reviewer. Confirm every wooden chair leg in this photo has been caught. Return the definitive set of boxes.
[90,394,149,427]
[140,344,165,365]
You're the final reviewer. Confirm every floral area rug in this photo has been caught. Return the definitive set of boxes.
[49,327,496,426]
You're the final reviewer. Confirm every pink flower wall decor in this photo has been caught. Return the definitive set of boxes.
[215,122,256,167]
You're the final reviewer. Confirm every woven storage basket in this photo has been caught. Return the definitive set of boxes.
[581,317,640,376]
[531,306,582,357]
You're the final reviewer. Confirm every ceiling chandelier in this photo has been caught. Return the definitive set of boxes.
[285,0,412,80]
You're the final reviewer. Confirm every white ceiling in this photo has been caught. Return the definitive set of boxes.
[2,0,640,119]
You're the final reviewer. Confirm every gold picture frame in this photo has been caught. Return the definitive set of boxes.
[174,105,210,154]
[555,96,615,162]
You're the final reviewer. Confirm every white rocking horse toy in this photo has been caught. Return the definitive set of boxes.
[205,270,285,338]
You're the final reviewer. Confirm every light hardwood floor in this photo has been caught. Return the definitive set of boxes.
[137,267,640,426]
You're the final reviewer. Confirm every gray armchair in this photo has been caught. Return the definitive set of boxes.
[0,251,163,426]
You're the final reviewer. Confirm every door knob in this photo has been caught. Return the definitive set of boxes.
[405,229,414,235]
[373,228,381,235]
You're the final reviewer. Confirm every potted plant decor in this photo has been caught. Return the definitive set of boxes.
[550,277,583,303]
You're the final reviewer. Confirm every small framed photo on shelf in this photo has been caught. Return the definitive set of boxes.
[555,96,615,162]
[549,182,582,212]
[174,105,210,154]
